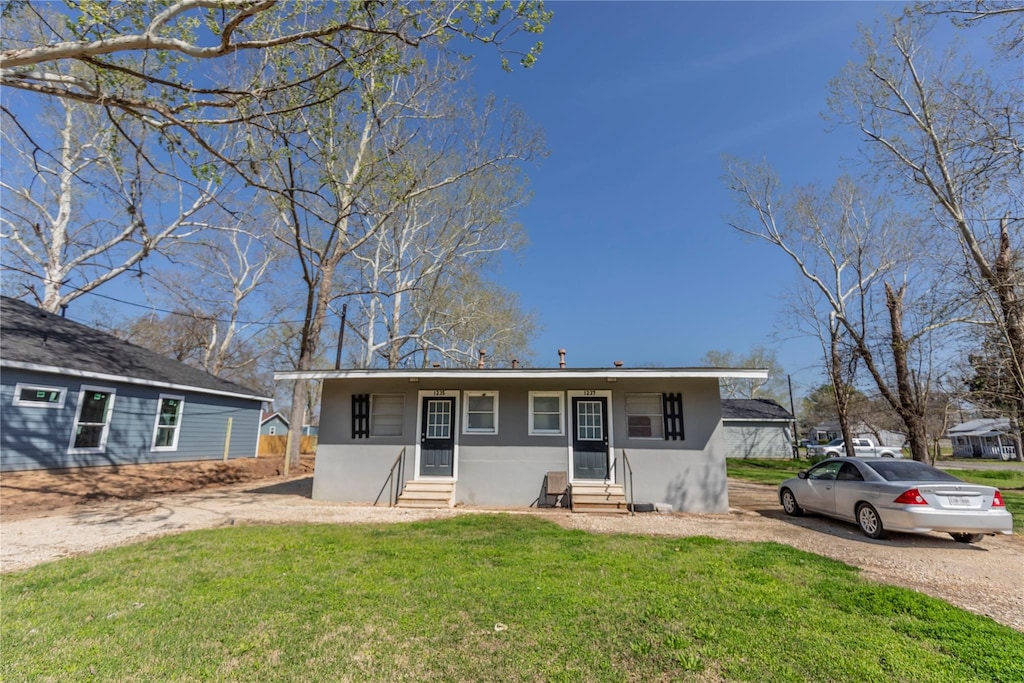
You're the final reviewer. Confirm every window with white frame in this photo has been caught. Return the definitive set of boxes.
[152,395,184,450]
[626,393,664,439]
[463,391,498,434]
[529,391,564,435]
[13,383,66,409]
[268,425,277,436]
[68,386,116,453]
[370,394,404,437]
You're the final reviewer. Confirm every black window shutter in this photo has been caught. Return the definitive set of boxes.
[352,394,370,439]
[662,393,684,440]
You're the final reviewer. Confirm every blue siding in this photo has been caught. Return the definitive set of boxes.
[1,368,261,471]
[260,415,289,436]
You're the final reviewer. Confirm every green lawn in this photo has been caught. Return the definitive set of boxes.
[3,515,1022,682]
[727,459,1024,532]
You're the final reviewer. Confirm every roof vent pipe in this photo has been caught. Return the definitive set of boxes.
[432,362,441,368]
[511,359,519,369]
[478,349,486,369]
[614,361,623,367]
[558,348,566,369]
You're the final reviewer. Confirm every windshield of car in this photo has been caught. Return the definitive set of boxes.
[862,460,961,482]
[826,438,844,446]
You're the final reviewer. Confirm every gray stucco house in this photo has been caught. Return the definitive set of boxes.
[721,398,794,459]
[274,366,767,513]
[1,296,271,471]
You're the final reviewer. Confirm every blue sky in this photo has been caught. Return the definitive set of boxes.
[8,1,952,401]
[469,1,914,396]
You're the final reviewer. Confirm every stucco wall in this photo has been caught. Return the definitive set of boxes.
[311,374,730,512]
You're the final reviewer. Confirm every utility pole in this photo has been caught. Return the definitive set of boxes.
[788,375,800,459]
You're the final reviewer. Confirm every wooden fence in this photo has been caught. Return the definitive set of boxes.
[258,435,317,457]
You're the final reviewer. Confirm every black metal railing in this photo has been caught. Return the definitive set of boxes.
[621,449,635,516]
[373,447,407,507]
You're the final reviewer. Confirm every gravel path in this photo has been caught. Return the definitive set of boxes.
[2,477,1021,632]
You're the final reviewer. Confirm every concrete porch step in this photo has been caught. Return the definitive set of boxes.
[396,480,455,508]
[570,482,628,514]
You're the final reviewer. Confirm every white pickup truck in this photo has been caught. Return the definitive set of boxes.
[807,437,903,459]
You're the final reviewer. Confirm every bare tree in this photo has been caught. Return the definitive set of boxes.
[0,95,220,311]
[829,9,1024,457]
[702,347,788,404]
[724,160,960,461]
[344,92,543,369]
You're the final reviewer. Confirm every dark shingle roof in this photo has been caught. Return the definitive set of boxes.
[0,296,267,400]
[721,398,793,421]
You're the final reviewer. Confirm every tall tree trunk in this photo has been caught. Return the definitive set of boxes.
[885,283,928,461]
[830,326,857,458]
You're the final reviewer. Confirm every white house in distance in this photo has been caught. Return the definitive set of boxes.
[948,418,1020,461]
[274,363,768,514]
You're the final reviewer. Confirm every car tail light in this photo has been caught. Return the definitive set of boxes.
[993,491,1006,508]
[893,488,927,505]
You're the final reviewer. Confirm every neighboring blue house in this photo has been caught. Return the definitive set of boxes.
[260,411,289,436]
[259,412,318,437]
[0,296,272,471]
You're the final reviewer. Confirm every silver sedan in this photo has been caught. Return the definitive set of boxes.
[778,458,1013,543]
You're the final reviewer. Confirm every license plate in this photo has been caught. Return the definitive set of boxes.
[946,495,970,506]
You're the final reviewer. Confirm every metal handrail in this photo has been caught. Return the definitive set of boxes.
[621,449,635,516]
[373,447,407,507]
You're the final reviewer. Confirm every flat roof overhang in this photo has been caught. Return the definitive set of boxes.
[274,367,769,382]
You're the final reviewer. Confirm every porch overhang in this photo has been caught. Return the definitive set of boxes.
[274,367,769,382]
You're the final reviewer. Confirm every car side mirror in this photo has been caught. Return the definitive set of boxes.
[798,471,807,479]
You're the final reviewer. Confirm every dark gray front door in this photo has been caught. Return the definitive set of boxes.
[572,397,608,480]
[420,397,455,477]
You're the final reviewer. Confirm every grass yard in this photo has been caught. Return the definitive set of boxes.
[726,459,1024,532]
[3,515,1023,682]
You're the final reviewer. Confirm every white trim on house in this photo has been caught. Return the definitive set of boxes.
[150,394,185,452]
[12,382,67,409]
[528,390,565,436]
[462,390,499,435]
[414,389,460,483]
[275,367,769,382]
[2,359,273,402]
[567,389,614,485]
[67,385,117,455]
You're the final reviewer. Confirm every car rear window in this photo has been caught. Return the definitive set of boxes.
[863,461,961,482]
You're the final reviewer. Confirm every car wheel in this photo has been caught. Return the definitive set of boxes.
[950,533,985,544]
[881,453,894,458]
[780,488,804,516]
[856,503,886,539]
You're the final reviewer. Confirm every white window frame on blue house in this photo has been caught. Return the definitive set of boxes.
[151,394,185,451]
[12,382,67,409]
[528,391,564,436]
[462,390,498,435]
[67,385,117,455]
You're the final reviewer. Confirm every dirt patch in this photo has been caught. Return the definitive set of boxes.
[0,455,315,521]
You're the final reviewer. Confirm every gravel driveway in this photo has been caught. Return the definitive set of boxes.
[2,476,1021,632]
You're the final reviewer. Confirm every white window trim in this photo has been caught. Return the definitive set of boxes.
[67,385,117,455]
[462,390,499,435]
[12,382,67,409]
[268,425,277,436]
[414,389,460,482]
[151,394,185,452]
[370,393,406,438]
[625,392,664,440]
[529,390,565,436]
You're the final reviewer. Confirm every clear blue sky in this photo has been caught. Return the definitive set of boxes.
[468,1,915,396]
[25,1,950,401]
